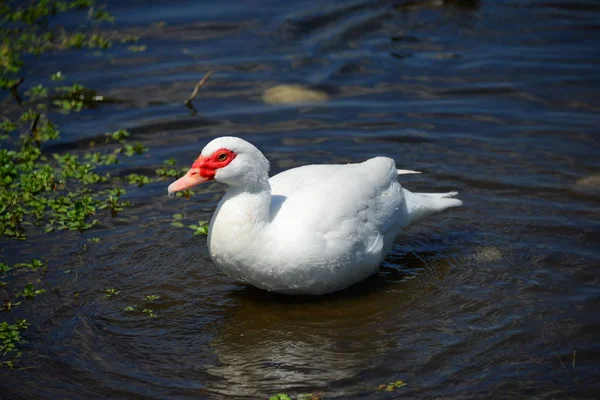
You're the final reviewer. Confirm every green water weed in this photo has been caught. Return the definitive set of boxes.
[14,259,44,271]
[121,143,148,157]
[0,319,29,356]
[156,159,187,178]
[104,288,120,299]
[0,263,11,274]
[126,174,152,187]
[269,395,292,400]
[17,284,46,299]
[0,0,189,366]
[377,380,407,391]
[127,45,146,52]
[188,221,209,235]
[268,394,322,400]
[171,213,184,227]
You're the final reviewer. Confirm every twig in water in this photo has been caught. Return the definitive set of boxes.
[29,112,40,143]
[10,77,24,104]
[184,70,213,107]
[556,353,568,373]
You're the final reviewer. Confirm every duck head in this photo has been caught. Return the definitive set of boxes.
[168,136,270,194]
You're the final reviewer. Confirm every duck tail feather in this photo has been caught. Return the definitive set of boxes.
[403,189,462,225]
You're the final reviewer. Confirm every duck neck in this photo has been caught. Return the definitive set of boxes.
[216,176,272,228]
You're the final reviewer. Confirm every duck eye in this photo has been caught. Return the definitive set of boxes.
[217,153,228,161]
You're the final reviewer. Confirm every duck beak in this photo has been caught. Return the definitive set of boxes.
[168,168,208,194]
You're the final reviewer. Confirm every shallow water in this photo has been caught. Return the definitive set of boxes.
[2,0,599,398]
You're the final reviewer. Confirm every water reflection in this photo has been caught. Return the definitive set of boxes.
[205,237,455,397]
[208,304,370,396]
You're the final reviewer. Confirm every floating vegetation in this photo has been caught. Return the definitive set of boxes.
[269,393,322,400]
[188,221,209,235]
[17,284,47,300]
[0,319,29,362]
[142,308,156,318]
[124,305,156,318]
[171,213,185,228]
[171,214,209,235]
[127,44,147,52]
[121,295,160,317]
[269,395,292,400]
[377,380,408,391]
[126,173,152,187]
[0,0,197,368]
[104,288,120,299]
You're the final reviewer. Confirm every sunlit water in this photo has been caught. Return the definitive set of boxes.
[2,0,599,398]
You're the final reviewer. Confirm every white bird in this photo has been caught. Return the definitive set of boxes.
[168,136,462,295]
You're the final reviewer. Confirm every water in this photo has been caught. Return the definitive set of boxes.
[2,0,599,398]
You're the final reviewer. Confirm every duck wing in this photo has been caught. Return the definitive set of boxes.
[267,157,406,262]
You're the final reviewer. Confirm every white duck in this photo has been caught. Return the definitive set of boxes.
[168,137,462,295]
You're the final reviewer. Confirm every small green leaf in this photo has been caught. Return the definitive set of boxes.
[269,395,292,400]
[127,45,147,52]
[0,263,11,274]
[142,308,156,317]
[51,71,65,81]
[104,288,120,298]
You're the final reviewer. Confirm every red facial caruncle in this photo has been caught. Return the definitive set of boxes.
[191,148,237,180]
[167,148,237,194]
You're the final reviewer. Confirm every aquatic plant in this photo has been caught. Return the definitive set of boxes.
[104,288,120,299]
[269,395,292,400]
[0,0,119,367]
[269,393,322,400]
[0,319,29,358]
[188,221,210,235]
[0,0,201,368]
[170,214,209,235]
[142,309,156,318]
[377,380,407,391]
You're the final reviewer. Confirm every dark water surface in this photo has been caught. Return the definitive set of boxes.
[2,0,600,398]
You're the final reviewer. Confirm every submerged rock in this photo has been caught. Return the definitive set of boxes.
[262,84,329,105]
[574,175,600,196]
[470,246,503,263]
